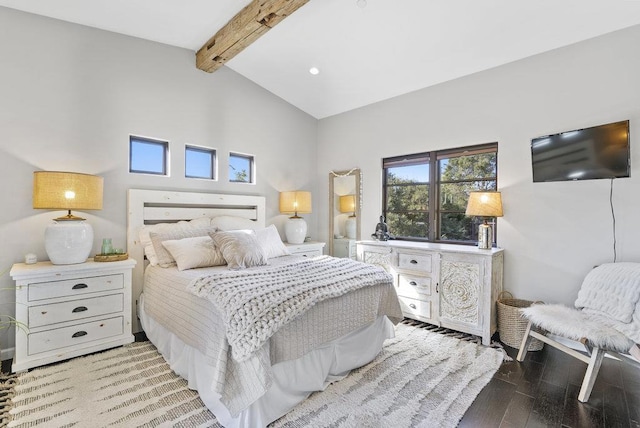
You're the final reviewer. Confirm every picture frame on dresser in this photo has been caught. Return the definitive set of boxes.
[10,258,136,372]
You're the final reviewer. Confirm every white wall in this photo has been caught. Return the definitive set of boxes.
[0,7,318,354]
[317,24,640,306]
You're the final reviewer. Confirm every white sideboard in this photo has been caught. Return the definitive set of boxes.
[356,240,503,345]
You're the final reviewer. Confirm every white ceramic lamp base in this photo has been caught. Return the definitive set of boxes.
[345,216,357,239]
[45,220,93,264]
[285,217,307,244]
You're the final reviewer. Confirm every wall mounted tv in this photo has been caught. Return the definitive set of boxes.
[531,120,630,182]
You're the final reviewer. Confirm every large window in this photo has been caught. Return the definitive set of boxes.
[383,143,497,243]
[129,136,168,176]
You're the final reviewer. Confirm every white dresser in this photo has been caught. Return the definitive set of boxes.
[357,240,503,345]
[10,258,136,372]
[285,241,326,257]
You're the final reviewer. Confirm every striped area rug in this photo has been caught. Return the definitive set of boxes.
[6,322,503,427]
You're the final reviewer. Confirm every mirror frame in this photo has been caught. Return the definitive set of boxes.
[329,168,361,256]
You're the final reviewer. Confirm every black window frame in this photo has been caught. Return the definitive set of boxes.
[383,142,498,244]
[229,152,254,184]
[129,135,169,176]
[185,145,217,180]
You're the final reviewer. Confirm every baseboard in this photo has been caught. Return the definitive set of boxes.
[1,346,15,362]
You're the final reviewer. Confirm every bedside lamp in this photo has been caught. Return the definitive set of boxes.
[280,191,311,244]
[33,171,103,264]
[339,194,356,239]
[465,191,503,249]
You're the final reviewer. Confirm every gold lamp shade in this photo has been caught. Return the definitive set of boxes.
[33,171,103,220]
[279,191,312,216]
[339,195,356,215]
[465,191,503,217]
[466,191,503,250]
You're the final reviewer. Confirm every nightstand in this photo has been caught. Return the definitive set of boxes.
[333,238,357,259]
[10,258,136,372]
[285,241,326,257]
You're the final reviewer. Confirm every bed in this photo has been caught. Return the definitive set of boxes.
[126,189,403,427]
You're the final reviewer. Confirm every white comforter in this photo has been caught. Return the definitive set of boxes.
[188,256,393,362]
[143,256,402,416]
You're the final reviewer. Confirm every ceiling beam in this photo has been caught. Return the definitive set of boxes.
[196,0,309,73]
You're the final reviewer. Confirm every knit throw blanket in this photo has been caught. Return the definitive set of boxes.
[188,256,393,362]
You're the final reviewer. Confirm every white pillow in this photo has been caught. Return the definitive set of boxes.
[149,226,218,267]
[161,236,226,271]
[138,217,213,265]
[210,215,260,231]
[255,225,290,259]
[209,230,267,270]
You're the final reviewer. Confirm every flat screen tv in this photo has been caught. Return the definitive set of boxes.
[531,120,630,182]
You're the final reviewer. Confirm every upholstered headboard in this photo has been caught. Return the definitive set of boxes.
[127,189,266,332]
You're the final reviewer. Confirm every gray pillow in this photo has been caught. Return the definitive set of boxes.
[210,230,268,270]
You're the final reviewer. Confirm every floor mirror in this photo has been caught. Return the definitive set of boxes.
[329,168,361,258]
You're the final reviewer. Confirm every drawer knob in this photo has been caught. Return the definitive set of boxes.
[72,306,88,313]
[72,283,88,290]
[409,303,417,309]
[409,281,418,286]
[72,331,88,338]
[410,260,418,264]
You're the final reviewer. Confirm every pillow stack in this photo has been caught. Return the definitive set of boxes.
[139,218,290,271]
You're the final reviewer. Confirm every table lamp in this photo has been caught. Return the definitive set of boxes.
[33,171,104,264]
[465,191,503,249]
[279,191,311,244]
[339,194,356,239]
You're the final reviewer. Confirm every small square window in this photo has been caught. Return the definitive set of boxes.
[130,136,168,175]
[229,152,254,183]
[186,146,216,180]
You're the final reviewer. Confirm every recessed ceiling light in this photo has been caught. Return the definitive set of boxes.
[356,0,367,8]
[309,67,320,75]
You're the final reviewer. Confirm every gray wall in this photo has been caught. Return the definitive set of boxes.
[2,6,640,357]
[0,7,318,355]
[317,24,640,308]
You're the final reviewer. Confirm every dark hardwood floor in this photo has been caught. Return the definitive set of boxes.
[460,340,640,428]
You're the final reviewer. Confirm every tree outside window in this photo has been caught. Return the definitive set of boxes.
[383,143,497,243]
[229,153,254,183]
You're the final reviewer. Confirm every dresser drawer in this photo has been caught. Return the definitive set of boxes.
[28,316,124,355]
[28,293,124,328]
[28,274,124,301]
[398,295,432,321]
[397,274,432,299]
[397,252,432,272]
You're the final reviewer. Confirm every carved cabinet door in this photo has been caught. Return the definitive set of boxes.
[438,252,484,332]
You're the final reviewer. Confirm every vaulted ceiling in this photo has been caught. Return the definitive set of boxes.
[2,0,640,119]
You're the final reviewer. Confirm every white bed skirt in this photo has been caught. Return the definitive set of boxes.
[139,294,395,428]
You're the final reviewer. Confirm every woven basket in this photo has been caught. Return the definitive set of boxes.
[497,291,544,351]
